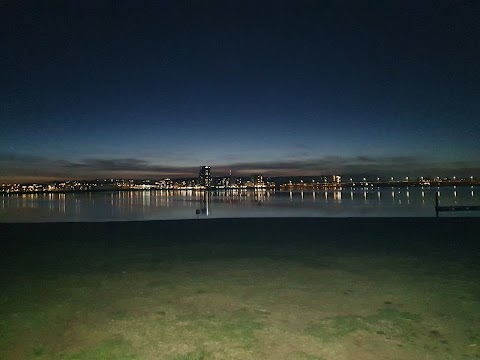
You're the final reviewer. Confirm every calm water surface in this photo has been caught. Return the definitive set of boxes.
[1,186,479,222]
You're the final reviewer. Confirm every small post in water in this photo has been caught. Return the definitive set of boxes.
[435,192,439,217]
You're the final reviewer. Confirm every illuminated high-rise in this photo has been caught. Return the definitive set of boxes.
[199,166,212,187]
[252,174,264,186]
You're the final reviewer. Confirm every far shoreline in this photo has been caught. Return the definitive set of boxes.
[1,182,479,195]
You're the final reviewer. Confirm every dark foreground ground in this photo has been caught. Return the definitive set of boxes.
[1,218,480,360]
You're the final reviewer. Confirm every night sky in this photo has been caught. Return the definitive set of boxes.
[1,1,479,183]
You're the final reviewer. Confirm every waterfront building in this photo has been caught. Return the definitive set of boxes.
[199,166,212,187]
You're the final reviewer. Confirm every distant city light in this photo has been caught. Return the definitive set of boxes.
[1,165,478,194]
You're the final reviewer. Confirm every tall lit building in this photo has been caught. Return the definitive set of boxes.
[252,174,264,187]
[199,166,212,187]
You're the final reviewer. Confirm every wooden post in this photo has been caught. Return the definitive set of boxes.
[435,192,439,217]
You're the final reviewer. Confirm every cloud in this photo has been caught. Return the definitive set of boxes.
[62,158,199,175]
[215,156,427,176]
[0,153,479,183]
[223,155,480,178]
[0,154,197,182]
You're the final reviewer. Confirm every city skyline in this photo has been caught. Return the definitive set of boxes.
[1,162,477,188]
[1,2,479,183]
[0,154,479,184]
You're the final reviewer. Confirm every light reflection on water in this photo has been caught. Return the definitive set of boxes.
[1,186,479,222]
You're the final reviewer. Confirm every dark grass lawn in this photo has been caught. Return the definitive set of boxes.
[1,218,479,359]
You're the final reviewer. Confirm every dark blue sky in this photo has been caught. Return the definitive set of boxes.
[1,1,479,182]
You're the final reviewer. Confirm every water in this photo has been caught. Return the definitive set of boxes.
[1,186,478,222]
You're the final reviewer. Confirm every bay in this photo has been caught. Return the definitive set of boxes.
[1,186,478,222]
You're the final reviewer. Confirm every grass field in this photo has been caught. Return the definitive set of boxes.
[1,218,479,359]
